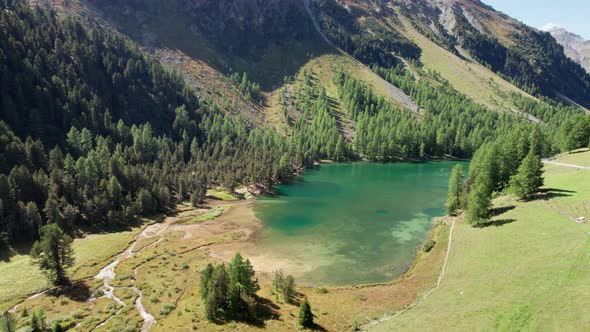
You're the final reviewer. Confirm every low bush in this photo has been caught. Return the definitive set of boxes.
[160,303,176,316]
[315,287,328,294]
[423,239,436,253]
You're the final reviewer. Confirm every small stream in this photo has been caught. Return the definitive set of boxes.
[8,209,208,330]
[8,291,48,314]
[93,223,165,330]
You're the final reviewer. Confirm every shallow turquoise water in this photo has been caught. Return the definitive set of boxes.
[254,161,467,286]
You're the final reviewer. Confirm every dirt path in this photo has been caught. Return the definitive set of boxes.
[542,160,590,170]
[360,218,457,330]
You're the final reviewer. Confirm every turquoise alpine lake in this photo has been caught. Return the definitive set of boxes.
[254,161,467,286]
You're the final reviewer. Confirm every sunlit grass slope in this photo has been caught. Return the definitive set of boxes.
[395,16,536,113]
[372,150,590,331]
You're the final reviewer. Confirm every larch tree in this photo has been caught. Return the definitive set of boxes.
[298,298,314,329]
[467,169,493,225]
[509,153,544,200]
[446,164,465,215]
[30,224,74,285]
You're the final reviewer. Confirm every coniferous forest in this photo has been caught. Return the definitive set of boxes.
[0,1,296,245]
[0,0,589,248]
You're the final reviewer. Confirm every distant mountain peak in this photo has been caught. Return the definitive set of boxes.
[545,26,590,73]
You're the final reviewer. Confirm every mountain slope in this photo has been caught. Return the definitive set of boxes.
[2,1,590,330]
[385,0,590,108]
[53,0,588,115]
[547,27,590,74]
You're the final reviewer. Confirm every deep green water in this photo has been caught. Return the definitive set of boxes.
[254,161,467,286]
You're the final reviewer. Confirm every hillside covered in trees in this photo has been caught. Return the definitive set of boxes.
[0,1,297,245]
[1,0,589,247]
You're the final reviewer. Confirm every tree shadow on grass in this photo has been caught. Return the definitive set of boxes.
[47,281,91,302]
[532,188,576,201]
[0,242,34,262]
[215,296,281,328]
[540,188,576,193]
[566,149,589,155]
[490,205,516,217]
[475,219,517,228]
[307,320,328,332]
[256,296,281,323]
[0,249,11,262]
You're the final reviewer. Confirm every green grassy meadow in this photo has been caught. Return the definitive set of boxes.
[372,150,590,331]
[0,223,148,312]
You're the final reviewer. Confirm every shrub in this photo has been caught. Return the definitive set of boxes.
[160,303,176,316]
[71,309,84,320]
[58,295,69,305]
[315,287,328,294]
[423,239,436,253]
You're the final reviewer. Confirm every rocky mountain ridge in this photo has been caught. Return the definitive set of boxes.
[547,26,590,73]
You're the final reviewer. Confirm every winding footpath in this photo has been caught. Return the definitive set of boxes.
[360,218,457,331]
[542,159,590,170]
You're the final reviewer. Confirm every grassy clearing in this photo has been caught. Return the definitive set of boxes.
[372,151,590,331]
[70,230,139,280]
[207,189,238,201]
[180,208,225,225]
[0,253,49,312]
[0,221,149,312]
[549,148,590,167]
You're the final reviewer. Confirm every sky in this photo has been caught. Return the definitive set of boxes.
[483,0,590,39]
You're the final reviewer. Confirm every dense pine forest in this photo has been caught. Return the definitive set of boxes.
[0,1,296,245]
[312,0,421,67]
[1,0,590,331]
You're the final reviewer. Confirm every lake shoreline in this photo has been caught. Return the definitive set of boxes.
[246,161,464,286]
[209,197,448,287]
[204,197,454,329]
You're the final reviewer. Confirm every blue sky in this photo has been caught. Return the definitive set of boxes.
[483,0,590,39]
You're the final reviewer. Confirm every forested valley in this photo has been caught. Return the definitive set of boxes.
[1,0,589,249]
[0,1,297,246]
[2,0,590,331]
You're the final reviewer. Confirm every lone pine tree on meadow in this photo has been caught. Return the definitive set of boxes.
[30,224,74,285]
[298,298,314,329]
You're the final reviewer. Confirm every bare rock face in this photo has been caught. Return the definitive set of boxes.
[547,27,590,73]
